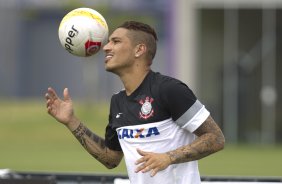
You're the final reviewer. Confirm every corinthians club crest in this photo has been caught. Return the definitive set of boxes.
[139,96,154,119]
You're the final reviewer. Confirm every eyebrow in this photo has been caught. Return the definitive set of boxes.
[109,36,121,42]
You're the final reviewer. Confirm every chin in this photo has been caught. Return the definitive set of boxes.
[105,65,117,73]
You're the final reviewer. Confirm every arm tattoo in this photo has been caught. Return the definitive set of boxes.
[72,123,122,169]
[166,116,225,164]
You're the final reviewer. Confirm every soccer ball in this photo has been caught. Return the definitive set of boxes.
[58,7,108,57]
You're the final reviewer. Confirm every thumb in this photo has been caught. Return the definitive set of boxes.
[137,148,147,156]
[63,88,71,102]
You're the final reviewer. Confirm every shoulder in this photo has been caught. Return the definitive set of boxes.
[150,71,184,89]
[150,71,176,82]
[151,71,194,97]
[110,89,125,104]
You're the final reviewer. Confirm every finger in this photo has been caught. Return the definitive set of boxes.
[45,89,54,101]
[63,88,71,102]
[141,158,157,172]
[136,148,145,156]
[135,158,145,165]
[135,155,148,165]
[135,157,155,173]
[46,99,54,111]
[135,150,157,165]
[47,105,53,115]
[150,168,159,177]
[141,165,152,173]
[137,148,150,156]
[45,93,50,100]
[47,87,59,100]
[135,149,149,165]
[46,99,51,107]
[135,163,147,173]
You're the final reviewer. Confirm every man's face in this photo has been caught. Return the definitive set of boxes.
[103,28,136,74]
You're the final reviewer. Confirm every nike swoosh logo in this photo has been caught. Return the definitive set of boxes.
[116,113,123,118]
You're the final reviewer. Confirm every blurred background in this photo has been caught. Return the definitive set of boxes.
[0,0,282,177]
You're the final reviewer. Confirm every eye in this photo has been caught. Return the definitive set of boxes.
[111,38,121,44]
[113,40,120,44]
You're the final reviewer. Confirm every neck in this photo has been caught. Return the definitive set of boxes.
[119,67,150,96]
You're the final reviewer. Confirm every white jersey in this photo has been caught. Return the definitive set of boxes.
[105,71,210,184]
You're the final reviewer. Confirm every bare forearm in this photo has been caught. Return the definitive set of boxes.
[167,116,225,164]
[71,122,122,169]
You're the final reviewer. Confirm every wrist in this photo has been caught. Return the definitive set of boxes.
[166,150,184,165]
[65,116,81,131]
[71,122,86,138]
[166,151,175,165]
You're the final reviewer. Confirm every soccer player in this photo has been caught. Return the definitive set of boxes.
[45,21,225,184]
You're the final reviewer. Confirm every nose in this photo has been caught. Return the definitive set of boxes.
[103,41,110,52]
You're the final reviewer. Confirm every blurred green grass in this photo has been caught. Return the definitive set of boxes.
[0,100,281,177]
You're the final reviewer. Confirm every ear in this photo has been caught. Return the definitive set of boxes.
[135,44,146,58]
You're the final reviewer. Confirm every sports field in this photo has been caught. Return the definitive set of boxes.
[0,100,281,176]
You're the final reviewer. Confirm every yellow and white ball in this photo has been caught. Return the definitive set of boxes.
[58,8,108,57]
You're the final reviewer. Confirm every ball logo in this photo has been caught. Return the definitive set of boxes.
[139,96,154,119]
[85,40,101,56]
[64,25,79,53]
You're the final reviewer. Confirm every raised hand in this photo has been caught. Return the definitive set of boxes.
[45,87,76,125]
[135,148,171,177]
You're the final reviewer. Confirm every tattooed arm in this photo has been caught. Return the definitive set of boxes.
[71,122,123,169]
[166,115,225,164]
[135,115,225,176]
[45,87,123,169]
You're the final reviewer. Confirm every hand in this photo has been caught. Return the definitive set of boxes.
[135,148,171,177]
[45,87,76,126]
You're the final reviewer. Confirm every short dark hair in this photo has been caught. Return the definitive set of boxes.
[118,21,158,62]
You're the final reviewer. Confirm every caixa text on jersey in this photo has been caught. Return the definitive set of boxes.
[117,127,160,139]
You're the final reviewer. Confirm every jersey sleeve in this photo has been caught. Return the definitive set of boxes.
[160,79,210,132]
[105,120,122,151]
